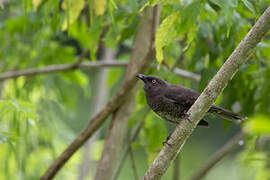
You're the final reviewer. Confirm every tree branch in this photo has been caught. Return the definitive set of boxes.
[190,131,245,180]
[143,7,270,180]
[0,61,200,82]
[40,54,153,180]
[172,68,200,82]
[0,61,127,81]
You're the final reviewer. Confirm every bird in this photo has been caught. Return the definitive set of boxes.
[137,74,247,128]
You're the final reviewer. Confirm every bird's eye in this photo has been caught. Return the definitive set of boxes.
[152,79,156,84]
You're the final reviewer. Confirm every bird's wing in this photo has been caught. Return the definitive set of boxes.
[163,84,200,107]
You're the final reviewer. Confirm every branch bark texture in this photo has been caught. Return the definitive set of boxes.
[94,7,160,180]
[0,61,199,82]
[40,7,157,180]
[143,7,270,180]
[0,61,127,81]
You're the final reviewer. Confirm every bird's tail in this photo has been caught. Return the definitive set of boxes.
[209,105,247,123]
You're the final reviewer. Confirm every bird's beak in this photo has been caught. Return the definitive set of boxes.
[136,74,146,82]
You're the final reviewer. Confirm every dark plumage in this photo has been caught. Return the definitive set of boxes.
[137,74,247,127]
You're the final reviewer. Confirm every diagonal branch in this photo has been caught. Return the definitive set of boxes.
[40,52,154,180]
[143,6,270,180]
[40,7,158,180]
[190,131,245,180]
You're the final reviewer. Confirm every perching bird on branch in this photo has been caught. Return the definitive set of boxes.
[137,74,247,128]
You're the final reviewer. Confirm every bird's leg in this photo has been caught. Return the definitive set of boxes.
[162,133,173,146]
[180,110,191,122]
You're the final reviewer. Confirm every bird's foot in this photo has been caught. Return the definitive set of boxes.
[180,112,191,122]
[162,133,173,147]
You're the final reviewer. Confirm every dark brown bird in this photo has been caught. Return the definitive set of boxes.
[137,74,247,127]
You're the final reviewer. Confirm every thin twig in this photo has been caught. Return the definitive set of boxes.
[190,131,245,180]
[172,68,200,82]
[0,61,127,81]
[71,50,89,68]
[162,59,200,82]
[0,61,200,82]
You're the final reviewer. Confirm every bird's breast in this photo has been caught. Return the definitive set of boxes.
[155,111,181,124]
[145,94,184,123]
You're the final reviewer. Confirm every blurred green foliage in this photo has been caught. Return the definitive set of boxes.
[0,0,270,179]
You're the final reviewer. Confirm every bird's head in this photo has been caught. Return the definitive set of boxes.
[136,74,167,93]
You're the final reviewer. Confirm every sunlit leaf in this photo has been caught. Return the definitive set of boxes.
[155,1,202,63]
[94,0,107,16]
[244,115,270,135]
[155,12,180,63]
[32,0,43,11]
[177,1,202,35]
[62,0,85,30]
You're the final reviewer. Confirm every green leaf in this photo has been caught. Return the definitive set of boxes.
[61,71,88,87]
[61,0,85,30]
[177,1,202,35]
[94,0,107,16]
[147,0,180,6]
[155,1,202,63]
[244,115,270,135]
[32,0,43,11]
[210,0,238,37]
[155,12,180,63]
[241,0,256,15]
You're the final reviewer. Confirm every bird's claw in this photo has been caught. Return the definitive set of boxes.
[162,133,173,147]
[180,112,191,122]
[162,141,173,146]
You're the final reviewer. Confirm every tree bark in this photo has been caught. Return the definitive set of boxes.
[0,61,127,81]
[94,6,161,180]
[143,6,270,180]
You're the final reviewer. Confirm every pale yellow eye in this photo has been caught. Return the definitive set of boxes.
[152,79,156,84]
